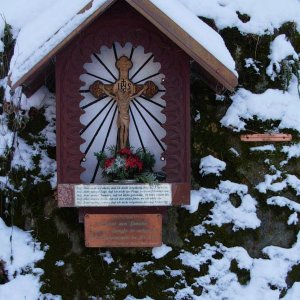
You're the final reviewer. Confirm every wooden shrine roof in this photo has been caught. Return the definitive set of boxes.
[10,0,238,93]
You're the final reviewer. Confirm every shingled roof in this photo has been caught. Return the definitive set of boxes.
[9,0,238,92]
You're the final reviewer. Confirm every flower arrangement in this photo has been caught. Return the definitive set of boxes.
[95,146,156,183]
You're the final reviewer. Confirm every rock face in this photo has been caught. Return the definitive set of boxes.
[0,260,8,285]
[1,19,300,299]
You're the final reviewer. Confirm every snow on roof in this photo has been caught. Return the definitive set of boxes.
[1,0,109,88]
[0,0,237,90]
[149,0,236,75]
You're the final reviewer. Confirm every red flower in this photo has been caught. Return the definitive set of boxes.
[125,155,143,171]
[118,148,132,156]
[104,158,115,169]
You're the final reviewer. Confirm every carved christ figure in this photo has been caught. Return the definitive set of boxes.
[89,55,159,150]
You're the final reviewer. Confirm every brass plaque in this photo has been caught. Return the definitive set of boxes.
[84,214,162,248]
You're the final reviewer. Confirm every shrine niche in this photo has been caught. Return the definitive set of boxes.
[56,2,192,189]
[79,43,166,183]
[9,0,238,247]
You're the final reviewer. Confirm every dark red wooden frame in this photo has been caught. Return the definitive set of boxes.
[56,1,190,187]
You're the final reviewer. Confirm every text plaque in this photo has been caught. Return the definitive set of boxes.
[84,214,162,247]
[75,184,172,207]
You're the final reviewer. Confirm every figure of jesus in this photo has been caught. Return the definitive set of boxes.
[89,55,158,150]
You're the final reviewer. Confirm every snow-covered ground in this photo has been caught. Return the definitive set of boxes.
[0,0,300,299]
[0,219,60,299]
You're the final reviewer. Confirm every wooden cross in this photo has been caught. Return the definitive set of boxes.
[89,56,159,150]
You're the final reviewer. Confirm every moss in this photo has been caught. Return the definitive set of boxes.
[286,263,300,289]
[230,259,251,285]
[18,108,48,143]
[162,207,184,247]
[276,22,300,46]
[236,12,251,23]
[0,20,14,79]
[0,260,8,284]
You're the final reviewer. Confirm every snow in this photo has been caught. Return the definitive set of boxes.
[180,0,300,35]
[39,150,57,188]
[154,270,165,276]
[0,176,15,191]
[221,77,300,132]
[100,251,114,264]
[19,86,57,149]
[199,155,226,176]
[283,282,300,300]
[152,244,172,259]
[0,0,108,86]
[20,85,47,110]
[0,275,45,300]
[0,218,44,277]
[221,20,300,134]
[178,244,218,271]
[256,172,300,196]
[131,261,153,276]
[287,212,298,225]
[55,260,65,267]
[216,95,226,102]
[40,90,56,147]
[286,175,300,195]
[0,121,14,157]
[250,145,276,152]
[282,143,300,160]
[0,218,60,300]
[194,110,201,121]
[266,34,299,80]
[111,279,127,289]
[267,196,300,213]
[150,0,236,75]
[245,58,260,74]
[124,296,153,300]
[229,147,240,157]
[176,234,300,300]
[0,86,57,189]
[185,181,260,231]
[11,137,36,170]
[191,224,207,237]
[256,170,285,194]
[259,176,300,224]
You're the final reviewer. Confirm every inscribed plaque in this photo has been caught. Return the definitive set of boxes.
[84,214,162,247]
[75,183,172,207]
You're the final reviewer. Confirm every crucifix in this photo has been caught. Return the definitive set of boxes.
[89,56,159,150]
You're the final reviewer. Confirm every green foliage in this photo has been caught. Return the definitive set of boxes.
[135,148,156,171]
[135,172,158,184]
[94,150,107,169]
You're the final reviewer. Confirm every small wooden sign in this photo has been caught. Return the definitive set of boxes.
[240,134,292,142]
[84,214,162,247]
